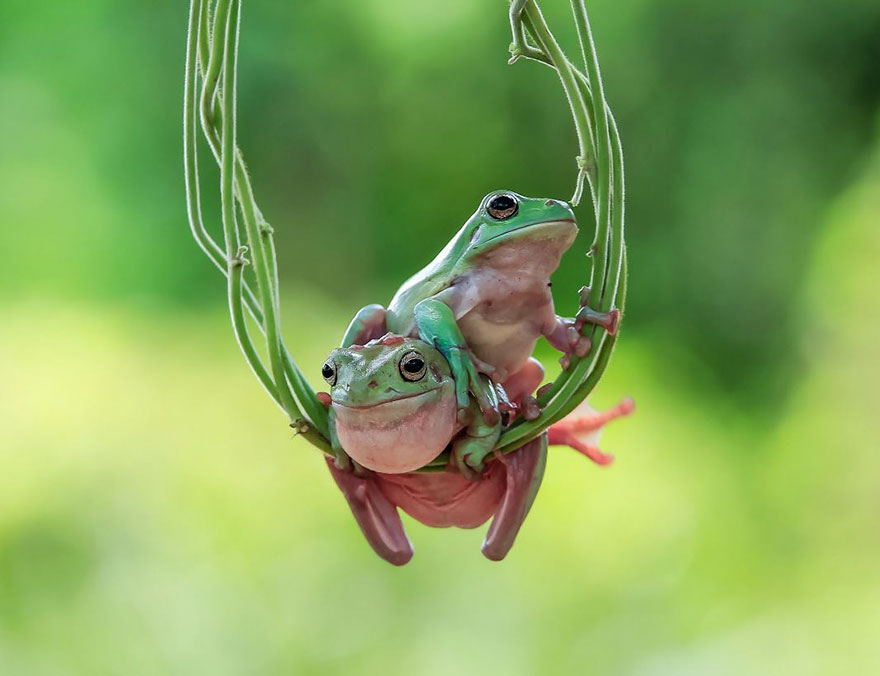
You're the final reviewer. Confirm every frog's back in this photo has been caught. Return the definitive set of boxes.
[386,230,467,334]
[386,264,452,335]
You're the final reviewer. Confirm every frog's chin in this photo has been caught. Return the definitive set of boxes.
[481,218,577,247]
[332,386,458,474]
[471,219,577,266]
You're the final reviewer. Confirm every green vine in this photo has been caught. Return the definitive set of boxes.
[182,0,625,464]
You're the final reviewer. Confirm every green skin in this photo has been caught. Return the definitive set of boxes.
[324,337,500,476]
[340,190,614,476]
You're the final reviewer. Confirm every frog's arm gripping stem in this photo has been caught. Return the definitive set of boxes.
[414,298,500,426]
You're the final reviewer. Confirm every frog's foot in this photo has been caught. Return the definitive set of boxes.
[324,457,413,565]
[546,318,593,366]
[547,397,634,466]
[520,395,541,421]
[451,413,502,481]
[500,358,545,421]
[341,304,387,348]
[493,383,518,424]
[482,433,548,561]
[450,447,486,482]
[575,286,620,336]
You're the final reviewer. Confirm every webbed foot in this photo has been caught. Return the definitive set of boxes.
[547,397,634,466]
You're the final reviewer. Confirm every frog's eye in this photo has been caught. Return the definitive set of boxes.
[487,193,519,220]
[399,351,427,382]
[321,360,337,386]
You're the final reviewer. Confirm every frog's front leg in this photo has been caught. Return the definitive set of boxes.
[575,286,620,336]
[451,379,502,480]
[482,432,548,561]
[341,304,387,347]
[413,296,500,425]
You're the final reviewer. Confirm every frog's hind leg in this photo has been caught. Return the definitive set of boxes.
[482,433,548,562]
[548,398,634,466]
[341,304,387,347]
[325,457,413,566]
[502,357,545,421]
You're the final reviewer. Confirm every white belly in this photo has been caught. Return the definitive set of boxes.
[456,310,541,377]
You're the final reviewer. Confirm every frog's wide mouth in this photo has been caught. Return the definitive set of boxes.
[332,386,444,411]
[482,218,577,244]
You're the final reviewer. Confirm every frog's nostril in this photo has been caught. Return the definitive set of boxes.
[546,198,569,209]
[368,380,378,389]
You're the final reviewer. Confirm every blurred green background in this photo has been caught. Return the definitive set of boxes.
[1,0,879,673]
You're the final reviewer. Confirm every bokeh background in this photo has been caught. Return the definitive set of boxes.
[2,0,879,673]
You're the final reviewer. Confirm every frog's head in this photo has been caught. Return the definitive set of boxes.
[322,335,458,473]
[455,191,577,268]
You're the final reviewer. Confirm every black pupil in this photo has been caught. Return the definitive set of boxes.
[322,363,334,378]
[403,357,424,373]
[489,195,516,212]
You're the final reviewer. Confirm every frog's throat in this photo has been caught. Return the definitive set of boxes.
[482,218,576,245]
[333,386,458,474]
[331,385,445,411]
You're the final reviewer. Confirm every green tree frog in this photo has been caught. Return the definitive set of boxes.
[317,335,633,565]
[340,191,619,432]
[322,334,500,475]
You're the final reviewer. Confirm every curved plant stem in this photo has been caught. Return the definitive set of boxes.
[219,0,303,426]
[521,2,594,207]
[229,250,281,405]
[498,0,626,453]
[186,0,329,440]
[185,0,281,409]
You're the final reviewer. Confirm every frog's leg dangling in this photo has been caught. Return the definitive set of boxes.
[548,398,634,466]
[482,433,548,561]
[341,304,387,347]
[325,457,414,566]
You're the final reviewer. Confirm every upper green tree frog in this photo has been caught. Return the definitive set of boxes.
[340,191,619,434]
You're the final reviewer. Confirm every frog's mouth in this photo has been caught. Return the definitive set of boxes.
[482,218,577,245]
[332,386,444,412]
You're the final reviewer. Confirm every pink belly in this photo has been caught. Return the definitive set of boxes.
[375,463,506,528]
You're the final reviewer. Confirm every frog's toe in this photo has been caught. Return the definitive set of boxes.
[575,305,620,336]
[521,395,541,421]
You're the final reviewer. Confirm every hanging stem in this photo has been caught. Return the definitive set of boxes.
[185,0,282,409]
[498,0,626,453]
[186,0,329,440]
[521,2,595,206]
[218,0,304,425]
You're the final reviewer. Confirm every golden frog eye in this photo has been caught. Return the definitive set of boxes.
[487,193,518,220]
[399,351,427,382]
[321,360,337,386]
